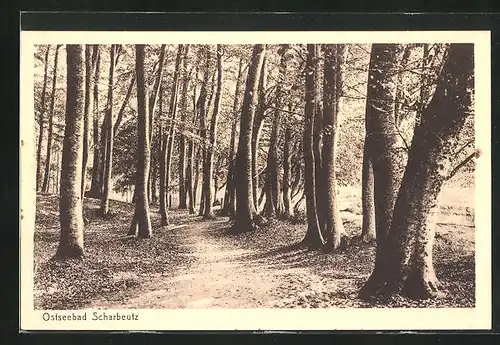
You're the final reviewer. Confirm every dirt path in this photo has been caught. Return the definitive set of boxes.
[89,218,326,309]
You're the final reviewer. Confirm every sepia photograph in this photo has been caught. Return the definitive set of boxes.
[19,30,491,330]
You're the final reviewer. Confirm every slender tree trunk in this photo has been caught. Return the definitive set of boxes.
[165,45,184,214]
[158,81,169,225]
[321,44,347,251]
[89,46,102,198]
[100,45,118,216]
[302,44,325,248]
[55,44,85,260]
[129,44,153,238]
[361,143,376,240]
[113,75,136,136]
[187,139,195,214]
[203,45,223,219]
[282,125,293,219]
[360,44,474,300]
[264,45,289,218]
[42,45,61,193]
[223,57,245,217]
[81,45,93,198]
[251,55,267,212]
[178,46,190,209]
[233,44,266,233]
[197,46,212,216]
[36,45,50,191]
[193,145,201,211]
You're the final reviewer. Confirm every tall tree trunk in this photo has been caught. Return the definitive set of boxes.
[360,44,474,300]
[187,139,195,214]
[178,46,190,209]
[165,45,184,216]
[89,45,102,198]
[359,44,406,293]
[251,55,267,212]
[321,44,347,251]
[203,44,223,219]
[129,44,153,238]
[197,46,212,216]
[264,44,289,218]
[361,143,376,240]
[302,44,325,248]
[36,45,51,191]
[81,45,93,198]
[233,44,266,233]
[223,57,245,217]
[282,125,293,219]
[100,45,118,216]
[42,44,61,193]
[113,75,136,136]
[158,83,169,225]
[55,44,85,260]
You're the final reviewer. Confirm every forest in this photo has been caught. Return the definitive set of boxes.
[32,42,477,309]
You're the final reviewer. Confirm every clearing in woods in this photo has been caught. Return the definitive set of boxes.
[33,186,475,309]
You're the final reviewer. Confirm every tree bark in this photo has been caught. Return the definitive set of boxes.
[178,46,191,209]
[129,44,153,238]
[55,44,85,260]
[164,45,184,216]
[251,54,267,212]
[100,45,118,216]
[264,45,289,218]
[302,44,325,248]
[36,45,51,192]
[233,44,266,233]
[321,44,347,251]
[361,143,376,240]
[42,44,61,193]
[223,57,245,217]
[89,45,102,198]
[282,125,293,219]
[360,43,474,300]
[203,44,223,219]
[158,82,169,225]
[81,45,93,198]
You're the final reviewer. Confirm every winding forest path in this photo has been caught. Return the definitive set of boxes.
[90,217,324,309]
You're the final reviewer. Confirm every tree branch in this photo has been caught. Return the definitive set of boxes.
[446,149,481,181]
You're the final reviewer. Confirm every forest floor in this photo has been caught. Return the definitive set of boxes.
[33,186,475,309]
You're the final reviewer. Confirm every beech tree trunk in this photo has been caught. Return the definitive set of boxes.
[321,44,347,251]
[264,44,289,218]
[42,44,61,193]
[251,55,267,212]
[233,44,266,233]
[361,143,376,240]
[36,45,50,192]
[359,44,406,289]
[178,46,191,209]
[223,57,245,217]
[89,45,102,198]
[55,44,85,260]
[100,44,118,216]
[129,44,153,238]
[159,82,169,226]
[302,44,325,249]
[203,44,223,219]
[81,45,93,198]
[360,43,474,300]
[282,125,293,219]
[165,45,184,217]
